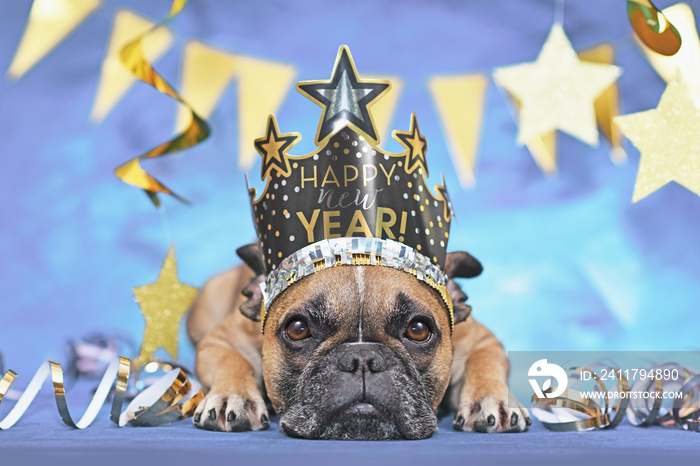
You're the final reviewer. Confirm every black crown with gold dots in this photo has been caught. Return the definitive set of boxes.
[247,45,454,277]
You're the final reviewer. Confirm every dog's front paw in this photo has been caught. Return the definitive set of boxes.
[453,391,530,433]
[193,389,269,432]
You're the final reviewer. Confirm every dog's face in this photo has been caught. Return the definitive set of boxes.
[237,245,481,440]
[260,266,450,440]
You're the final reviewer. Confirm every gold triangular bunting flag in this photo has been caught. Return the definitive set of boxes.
[505,92,558,174]
[428,73,488,187]
[89,9,173,122]
[175,41,239,133]
[363,74,403,145]
[526,131,558,174]
[7,0,102,80]
[235,55,297,170]
[579,44,626,164]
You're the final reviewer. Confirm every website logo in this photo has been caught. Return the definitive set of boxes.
[528,359,568,398]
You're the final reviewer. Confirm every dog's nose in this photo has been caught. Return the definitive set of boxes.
[337,343,387,373]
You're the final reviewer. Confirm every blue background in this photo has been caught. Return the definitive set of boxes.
[3,0,700,462]
[1,0,700,405]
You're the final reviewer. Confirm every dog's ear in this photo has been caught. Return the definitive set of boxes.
[236,243,266,276]
[444,251,483,325]
[236,243,266,322]
[444,251,482,279]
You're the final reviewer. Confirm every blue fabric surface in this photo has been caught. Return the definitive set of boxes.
[2,407,700,466]
[3,0,700,463]
[2,380,700,465]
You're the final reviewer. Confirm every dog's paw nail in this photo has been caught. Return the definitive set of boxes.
[194,391,266,432]
[453,415,465,430]
[261,414,269,428]
[459,394,530,433]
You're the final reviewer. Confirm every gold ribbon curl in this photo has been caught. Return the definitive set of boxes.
[627,0,682,56]
[627,363,699,428]
[0,357,203,430]
[532,363,700,432]
[674,374,700,432]
[531,366,629,432]
[114,0,211,206]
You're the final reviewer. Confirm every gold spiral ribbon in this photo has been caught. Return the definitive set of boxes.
[531,366,629,432]
[674,374,700,432]
[627,0,682,56]
[532,363,700,432]
[114,0,211,207]
[0,357,203,430]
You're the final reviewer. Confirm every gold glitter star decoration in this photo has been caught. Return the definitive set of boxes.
[614,77,700,203]
[132,245,198,368]
[254,115,300,180]
[394,113,429,176]
[493,23,622,149]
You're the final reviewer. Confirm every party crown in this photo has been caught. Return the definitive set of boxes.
[247,46,455,330]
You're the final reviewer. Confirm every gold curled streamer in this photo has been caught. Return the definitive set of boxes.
[627,363,698,428]
[532,362,700,432]
[531,366,629,432]
[673,374,700,432]
[626,377,663,426]
[627,0,682,56]
[0,356,203,430]
[114,0,211,207]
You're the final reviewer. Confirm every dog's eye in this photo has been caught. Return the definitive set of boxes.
[405,319,431,342]
[286,319,310,340]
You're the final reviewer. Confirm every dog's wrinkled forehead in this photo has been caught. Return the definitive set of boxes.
[266,265,450,338]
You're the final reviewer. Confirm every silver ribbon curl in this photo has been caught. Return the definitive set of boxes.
[531,362,700,432]
[0,357,202,430]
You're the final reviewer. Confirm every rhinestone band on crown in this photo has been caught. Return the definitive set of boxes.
[260,237,454,333]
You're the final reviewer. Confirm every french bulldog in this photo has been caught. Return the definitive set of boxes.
[186,243,530,439]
